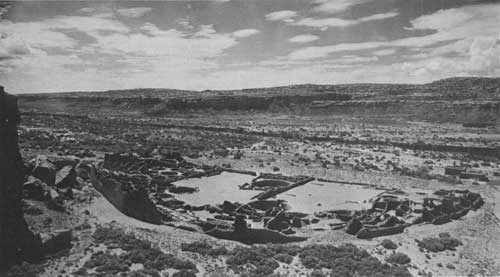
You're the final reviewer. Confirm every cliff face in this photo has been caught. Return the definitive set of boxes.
[0,92,42,269]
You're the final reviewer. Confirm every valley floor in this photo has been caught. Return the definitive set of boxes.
[8,111,500,276]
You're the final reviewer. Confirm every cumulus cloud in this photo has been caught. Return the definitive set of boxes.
[2,1,499,93]
[232,28,260,38]
[408,8,474,31]
[293,12,398,29]
[265,10,298,22]
[468,36,500,73]
[289,3,499,65]
[289,34,319,43]
[116,7,152,18]
[312,0,373,14]
[0,36,33,58]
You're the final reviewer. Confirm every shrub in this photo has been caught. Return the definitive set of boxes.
[381,239,398,250]
[386,253,411,265]
[126,269,161,277]
[274,253,294,264]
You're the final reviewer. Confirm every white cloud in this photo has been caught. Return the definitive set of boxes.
[289,34,319,43]
[312,0,372,14]
[409,8,473,31]
[468,36,500,72]
[373,49,396,56]
[176,17,193,30]
[334,55,378,64]
[116,7,152,18]
[80,7,96,13]
[288,42,382,60]
[290,3,499,62]
[232,28,260,38]
[293,12,398,29]
[98,23,238,59]
[2,2,499,94]
[265,10,298,21]
[0,36,34,58]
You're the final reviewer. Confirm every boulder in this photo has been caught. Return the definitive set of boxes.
[42,229,72,254]
[47,156,79,170]
[55,166,76,188]
[23,176,50,200]
[32,156,57,186]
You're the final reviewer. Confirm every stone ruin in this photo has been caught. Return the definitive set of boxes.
[89,151,486,245]
[317,188,484,239]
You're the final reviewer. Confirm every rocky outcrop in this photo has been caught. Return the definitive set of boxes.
[0,90,43,270]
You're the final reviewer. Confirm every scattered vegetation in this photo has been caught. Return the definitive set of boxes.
[224,243,410,276]
[84,228,411,276]
[3,262,46,277]
[78,226,197,275]
[299,244,411,277]
[180,240,228,256]
[226,246,280,275]
[417,233,463,252]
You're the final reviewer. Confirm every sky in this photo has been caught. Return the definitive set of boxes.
[0,0,499,93]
